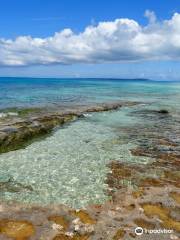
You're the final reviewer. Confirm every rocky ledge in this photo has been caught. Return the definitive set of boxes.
[0,182,179,239]
[0,101,138,154]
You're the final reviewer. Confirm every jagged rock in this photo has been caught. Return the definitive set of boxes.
[158,109,169,114]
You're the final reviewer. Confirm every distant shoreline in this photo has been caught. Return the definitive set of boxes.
[0,76,179,82]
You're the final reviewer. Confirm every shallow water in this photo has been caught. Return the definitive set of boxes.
[0,78,180,208]
[0,78,180,109]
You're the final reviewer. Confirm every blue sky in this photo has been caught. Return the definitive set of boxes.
[0,0,180,80]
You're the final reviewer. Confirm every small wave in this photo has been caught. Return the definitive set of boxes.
[0,112,18,118]
[83,113,92,117]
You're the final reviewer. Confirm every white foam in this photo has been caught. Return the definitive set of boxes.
[0,112,18,118]
[0,113,7,118]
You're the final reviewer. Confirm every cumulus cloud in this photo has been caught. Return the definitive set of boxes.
[0,11,180,66]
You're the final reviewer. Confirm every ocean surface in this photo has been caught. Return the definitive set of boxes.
[0,77,180,109]
[0,78,180,208]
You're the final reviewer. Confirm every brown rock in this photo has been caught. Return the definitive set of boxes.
[0,219,35,240]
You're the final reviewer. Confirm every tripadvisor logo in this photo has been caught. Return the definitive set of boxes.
[135,227,174,236]
[135,227,143,235]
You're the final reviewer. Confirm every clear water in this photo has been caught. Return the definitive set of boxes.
[0,78,180,208]
[0,77,180,109]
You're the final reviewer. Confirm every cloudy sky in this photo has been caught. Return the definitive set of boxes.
[0,0,180,80]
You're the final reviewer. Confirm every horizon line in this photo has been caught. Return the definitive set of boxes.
[0,76,179,82]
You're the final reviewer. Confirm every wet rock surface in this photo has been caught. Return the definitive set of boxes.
[0,184,179,240]
[0,103,179,239]
[0,219,35,240]
[104,106,180,239]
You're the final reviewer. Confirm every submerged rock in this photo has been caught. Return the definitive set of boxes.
[129,108,171,123]
[158,109,169,114]
[0,176,33,193]
[0,101,139,154]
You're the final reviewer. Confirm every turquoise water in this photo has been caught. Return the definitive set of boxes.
[0,78,180,208]
[0,77,180,109]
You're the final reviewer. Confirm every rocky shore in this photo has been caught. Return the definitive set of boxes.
[0,102,179,239]
[0,177,179,240]
[0,101,137,154]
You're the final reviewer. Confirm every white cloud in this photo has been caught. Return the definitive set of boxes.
[0,11,180,66]
[144,10,157,24]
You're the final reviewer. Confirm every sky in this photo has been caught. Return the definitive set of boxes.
[0,0,180,80]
